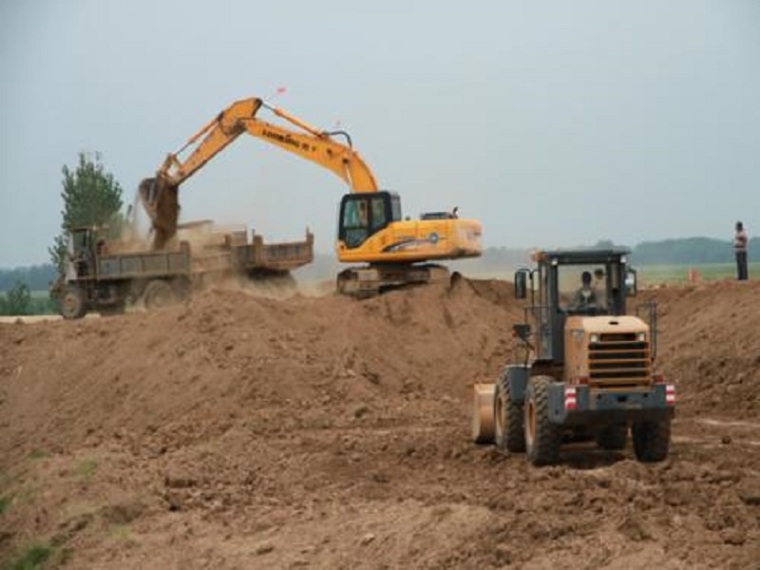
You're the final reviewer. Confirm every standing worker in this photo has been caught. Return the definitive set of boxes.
[734,221,749,281]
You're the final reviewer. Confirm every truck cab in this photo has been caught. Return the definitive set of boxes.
[474,248,675,466]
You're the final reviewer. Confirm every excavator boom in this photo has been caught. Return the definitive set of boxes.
[140,97,378,248]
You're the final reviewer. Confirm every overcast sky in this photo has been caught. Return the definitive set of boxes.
[1,0,759,268]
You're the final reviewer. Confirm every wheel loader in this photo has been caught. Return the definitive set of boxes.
[472,248,675,466]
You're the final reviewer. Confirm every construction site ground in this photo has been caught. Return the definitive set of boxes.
[2,278,760,569]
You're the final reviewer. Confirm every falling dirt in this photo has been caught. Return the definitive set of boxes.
[1,278,760,568]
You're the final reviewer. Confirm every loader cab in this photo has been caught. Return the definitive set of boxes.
[338,191,401,249]
[514,249,638,364]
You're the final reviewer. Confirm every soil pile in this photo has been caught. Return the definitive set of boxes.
[645,279,760,418]
[1,278,759,569]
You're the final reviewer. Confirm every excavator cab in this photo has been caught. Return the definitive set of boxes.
[338,191,401,249]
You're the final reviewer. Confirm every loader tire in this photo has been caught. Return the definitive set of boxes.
[494,375,525,452]
[596,423,628,451]
[524,376,560,466]
[60,286,87,320]
[143,280,176,310]
[632,419,670,462]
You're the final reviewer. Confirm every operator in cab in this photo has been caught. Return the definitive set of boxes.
[572,270,598,310]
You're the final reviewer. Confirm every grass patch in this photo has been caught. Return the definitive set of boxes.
[74,459,98,481]
[0,471,14,491]
[638,262,755,284]
[16,488,36,506]
[27,450,49,461]
[109,524,131,540]
[5,542,53,570]
[0,495,10,514]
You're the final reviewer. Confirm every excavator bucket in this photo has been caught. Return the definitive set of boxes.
[138,177,179,249]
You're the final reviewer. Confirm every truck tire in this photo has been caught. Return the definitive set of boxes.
[596,424,628,451]
[143,280,176,310]
[494,376,526,452]
[524,376,560,466]
[632,420,670,462]
[60,286,87,320]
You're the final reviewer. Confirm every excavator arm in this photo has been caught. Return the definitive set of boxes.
[140,97,378,248]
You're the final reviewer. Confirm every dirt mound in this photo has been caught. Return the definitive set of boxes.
[0,281,518,463]
[644,280,760,418]
[1,278,759,568]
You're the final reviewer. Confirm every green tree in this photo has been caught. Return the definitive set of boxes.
[49,152,125,271]
[2,281,32,316]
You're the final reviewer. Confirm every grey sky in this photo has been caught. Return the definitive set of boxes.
[1,0,759,268]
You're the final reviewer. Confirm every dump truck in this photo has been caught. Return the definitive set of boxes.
[50,221,313,319]
[472,248,675,465]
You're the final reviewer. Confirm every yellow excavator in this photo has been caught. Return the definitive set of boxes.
[138,97,482,297]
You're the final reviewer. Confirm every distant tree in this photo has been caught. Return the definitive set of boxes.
[49,152,125,272]
[593,239,615,250]
[2,281,32,316]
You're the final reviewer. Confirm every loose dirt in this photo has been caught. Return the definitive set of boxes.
[1,279,759,569]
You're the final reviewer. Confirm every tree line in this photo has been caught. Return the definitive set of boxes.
[476,237,759,269]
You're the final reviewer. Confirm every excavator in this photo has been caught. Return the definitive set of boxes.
[138,96,482,297]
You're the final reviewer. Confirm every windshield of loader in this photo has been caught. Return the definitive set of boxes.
[558,264,610,314]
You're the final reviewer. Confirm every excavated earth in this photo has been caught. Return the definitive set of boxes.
[1,278,760,569]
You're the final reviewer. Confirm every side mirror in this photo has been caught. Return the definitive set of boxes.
[625,269,638,297]
[514,270,528,299]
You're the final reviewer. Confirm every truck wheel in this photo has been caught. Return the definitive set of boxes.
[524,376,560,466]
[632,420,671,462]
[60,287,87,320]
[494,376,526,452]
[143,280,176,310]
[596,424,628,451]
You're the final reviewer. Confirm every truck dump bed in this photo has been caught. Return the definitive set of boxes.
[97,242,192,279]
[234,232,315,272]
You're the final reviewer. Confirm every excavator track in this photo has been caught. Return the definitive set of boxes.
[337,263,451,299]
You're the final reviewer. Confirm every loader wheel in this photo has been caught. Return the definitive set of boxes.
[143,280,176,310]
[632,419,671,462]
[494,376,525,452]
[596,423,628,451]
[524,376,560,466]
[60,286,87,320]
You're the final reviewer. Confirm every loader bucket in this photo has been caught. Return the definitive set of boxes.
[472,383,496,444]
